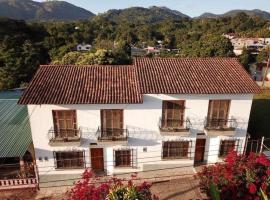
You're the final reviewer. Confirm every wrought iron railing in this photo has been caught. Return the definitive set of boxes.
[159,117,191,132]
[204,118,237,130]
[96,127,128,141]
[48,128,81,142]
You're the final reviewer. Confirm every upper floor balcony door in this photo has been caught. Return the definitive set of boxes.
[206,100,230,128]
[160,100,189,134]
[52,110,79,139]
[100,109,124,140]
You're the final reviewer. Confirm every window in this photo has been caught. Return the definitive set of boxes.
[162,101,185,128]
[207,100,230,128]
[219,140,236,157]
[54,151,84,169]
[114,149,132,167]
[52,110,78,138]
[101,109,123,137]
[162,141,189,159]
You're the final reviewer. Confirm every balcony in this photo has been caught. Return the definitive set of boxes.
[48,128,81,146]
[159,118,191,136]
[204,118,237,136]
[96,127,128,144]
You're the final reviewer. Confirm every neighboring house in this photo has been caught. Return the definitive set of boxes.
[18,58,260,175]
[77,44,92,51]
[131,47,147,57]
[250,61,270,82]
[144,46,160,54]
[228,37,268,55]
[0,91,37,190]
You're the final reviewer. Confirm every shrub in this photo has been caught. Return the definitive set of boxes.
[197,151,270,200]
[67,169,158,200]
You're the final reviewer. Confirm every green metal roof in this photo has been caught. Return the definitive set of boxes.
[0,90,32,158]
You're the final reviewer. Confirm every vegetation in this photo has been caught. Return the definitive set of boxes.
[198,151,270,200]
[67,169,158,200]
[1,12,270,89]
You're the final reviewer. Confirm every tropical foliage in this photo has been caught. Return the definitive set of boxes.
[1,12,270,89]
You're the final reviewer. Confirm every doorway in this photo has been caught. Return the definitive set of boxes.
[90,148,104,171]
[194,139,206,164]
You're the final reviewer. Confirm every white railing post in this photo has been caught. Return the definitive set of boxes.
[260,136,265,154]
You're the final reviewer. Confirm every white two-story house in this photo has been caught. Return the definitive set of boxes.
[18,58,260,175]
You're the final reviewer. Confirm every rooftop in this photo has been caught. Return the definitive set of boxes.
[18,58,261,105]
[0,91,32,158]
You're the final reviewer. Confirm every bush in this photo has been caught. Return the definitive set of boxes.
[67,169,158,200]
[197,151,270,200]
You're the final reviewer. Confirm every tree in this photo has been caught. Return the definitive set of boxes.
[239,48,254,72]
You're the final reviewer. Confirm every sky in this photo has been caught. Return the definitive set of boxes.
[37,0,270,17]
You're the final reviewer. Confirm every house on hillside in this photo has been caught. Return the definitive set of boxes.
[77,43,92,51]
[250,61,270,82]
[0,91,38,190]
[18,58,260,175]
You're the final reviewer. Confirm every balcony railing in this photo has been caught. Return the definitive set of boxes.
[48,128,81,143]
[204,118,237,130]
[96,127,128,141]
[159,118,191,132]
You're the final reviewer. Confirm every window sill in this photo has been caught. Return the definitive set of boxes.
[161,157,189,160]
[114,166,133,168]
[55,167,85,170]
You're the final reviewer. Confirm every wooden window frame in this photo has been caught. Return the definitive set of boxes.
[218,140,236,158]
[162,100,185,129]
[100,109,124,137]
[53,151,85,169]
[207,100,231,128]
[114,149,135,168]
[162,141,190,159]
[52,110,78,137]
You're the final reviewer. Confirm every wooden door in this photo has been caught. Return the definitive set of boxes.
[91,148,104,171]
[194,139,206,163]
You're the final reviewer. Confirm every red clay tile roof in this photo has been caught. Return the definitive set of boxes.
[18,65,142,104]
[134,57,261,94]
[19,58,261,105]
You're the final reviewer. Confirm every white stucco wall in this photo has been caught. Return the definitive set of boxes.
[28,93,253,175]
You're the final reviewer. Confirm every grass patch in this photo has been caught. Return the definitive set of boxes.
[253,88,270,99]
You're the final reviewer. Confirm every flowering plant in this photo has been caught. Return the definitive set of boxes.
[67,169,158,200]
[197,151,270,200]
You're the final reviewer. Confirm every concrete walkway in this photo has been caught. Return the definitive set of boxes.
[0,167,206,199]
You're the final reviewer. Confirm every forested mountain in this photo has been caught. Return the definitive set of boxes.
[100,6,190,23]
[1,11,270,90]
[198,9,270,20]
[0,0,95,21]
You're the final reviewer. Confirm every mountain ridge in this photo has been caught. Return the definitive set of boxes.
[197,9,270,19]
[0,0,95,21]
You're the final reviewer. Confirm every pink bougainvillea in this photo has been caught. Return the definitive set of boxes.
[67,169,158,200]
[197,151,270,200]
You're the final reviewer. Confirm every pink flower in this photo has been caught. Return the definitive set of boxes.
[248,183,257,194]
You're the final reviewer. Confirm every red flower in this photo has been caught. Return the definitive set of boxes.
[261,183,267,191]
[248,183,257,194]
[267,169,270,176]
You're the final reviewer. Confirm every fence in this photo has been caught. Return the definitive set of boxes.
[0,178,38,190]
